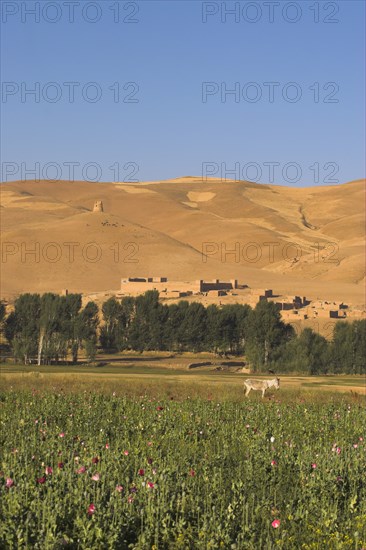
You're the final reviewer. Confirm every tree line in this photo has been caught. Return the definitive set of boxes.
[2,294,98,365]
[1,291,365,374]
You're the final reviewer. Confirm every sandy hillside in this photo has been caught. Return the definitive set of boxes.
[0,177,365,304]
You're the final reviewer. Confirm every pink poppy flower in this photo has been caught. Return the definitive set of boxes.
[105,443,109,449]
[353,444,358,449]
[311,463,317,469]
[91,473,100,481]
[128,496,134,503]
[45,467,53,475]
[147,482,155,489]
[138,469,145,476]
[147,442,153,447]
[37,476,46,484]
[359,437,363,441]
[59,432,65,438]
[272,519,281,528]
[5,478,14,488]
[116,485,124,492]
[271,460,277,466]
[157,406,164,411]
[87,503,95,516]
[76,466,86,474]
[123,450,129,456]
[188,469,195,477]
[336,447,341,455]
[58,462,64,469]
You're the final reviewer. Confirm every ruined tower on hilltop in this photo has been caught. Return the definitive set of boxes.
[93,200,104,212]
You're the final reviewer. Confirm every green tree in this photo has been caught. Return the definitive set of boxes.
[246,300,294,371]
[38,294,68,365]
[100,298,124,351]
[166,302,190,351]
[331,320,366,374]
[206,304,220,353]
[278,327,329,374]
[0,302,6,330]
[5,294,40,364]
[63,294,83,363]
[231,303,252,354]
[84,338,97,363]
[215,307,237,355]
[78,301,99,362]
[179,302,207,352]
[128,291,167,351]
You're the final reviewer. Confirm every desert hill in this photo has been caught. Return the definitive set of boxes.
[1,177,365,304]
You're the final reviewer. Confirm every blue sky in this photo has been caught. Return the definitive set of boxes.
[1,0,365,186]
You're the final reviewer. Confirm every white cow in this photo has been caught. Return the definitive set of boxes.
[244,378,280,398]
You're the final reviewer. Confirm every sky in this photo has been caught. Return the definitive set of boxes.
[1,0,365,186]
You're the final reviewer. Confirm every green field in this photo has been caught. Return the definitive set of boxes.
[0,357,365,402]
[1,387,366,549]
[1,361,365,548]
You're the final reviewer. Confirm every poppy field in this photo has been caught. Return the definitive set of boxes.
[1,389,366,549]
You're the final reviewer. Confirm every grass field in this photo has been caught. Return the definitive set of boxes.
[1,387,365,549]
[0,356,365,402]
[1,358,365,548]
